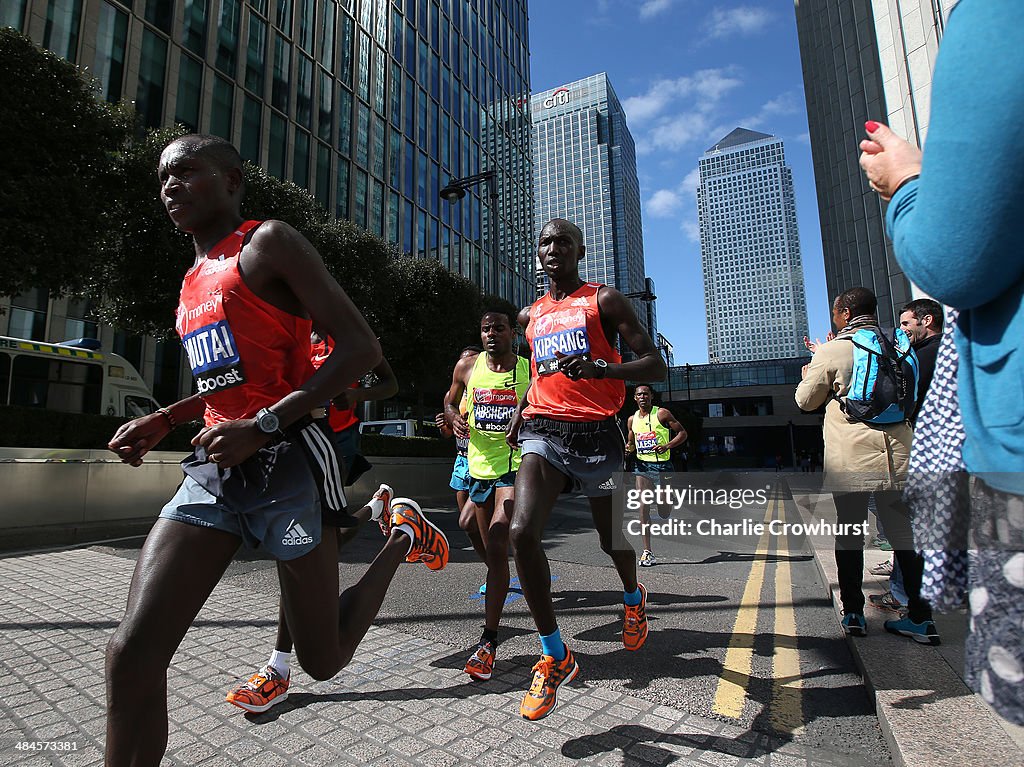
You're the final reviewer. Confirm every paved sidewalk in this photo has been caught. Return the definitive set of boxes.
[1,546,879,767]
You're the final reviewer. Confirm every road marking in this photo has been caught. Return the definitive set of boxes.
[713,497,775,719]
[770,499,805,735]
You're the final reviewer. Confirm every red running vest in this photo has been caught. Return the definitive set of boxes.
[175,220,314,426]
[524,282,624,421]
[311,335,360,433]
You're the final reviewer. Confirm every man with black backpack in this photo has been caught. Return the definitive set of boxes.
[796,287,939,645]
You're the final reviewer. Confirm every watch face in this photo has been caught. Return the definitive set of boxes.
[258,409,280,434]
[595,359,608,368]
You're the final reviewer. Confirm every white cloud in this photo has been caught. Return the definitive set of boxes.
[680,168,701,195]
[717,91,802,137]
[639,0,675,19]
[622,70,742,131]
[645,168,702,219]
[646,189,684,218]
[682,219,701,243]
[706,6,774,39]
[643,111,714,154]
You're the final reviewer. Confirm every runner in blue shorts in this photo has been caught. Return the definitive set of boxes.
[104,135,449,764]
[445,310,530,681]
[626,384,687,567]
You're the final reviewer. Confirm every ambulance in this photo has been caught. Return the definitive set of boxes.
[0,336,159,417]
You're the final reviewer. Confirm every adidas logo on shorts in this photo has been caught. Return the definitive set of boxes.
[282,520,314,546]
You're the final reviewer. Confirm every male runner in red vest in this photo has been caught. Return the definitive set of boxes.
[508,218,666,720]
[105,135,448,764]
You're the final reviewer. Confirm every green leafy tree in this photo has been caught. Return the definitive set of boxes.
[376,257,487,421]
[0,28,132,300]
[88,125,192,336]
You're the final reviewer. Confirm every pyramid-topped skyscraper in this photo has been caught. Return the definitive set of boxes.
[697,128,809,363]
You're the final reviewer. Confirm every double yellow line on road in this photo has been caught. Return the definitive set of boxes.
[712,492,804,734]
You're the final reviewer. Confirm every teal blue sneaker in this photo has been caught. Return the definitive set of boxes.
[884,616,940,646]
[841,612,867,637]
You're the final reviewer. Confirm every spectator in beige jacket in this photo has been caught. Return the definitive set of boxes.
[795,287,937,644]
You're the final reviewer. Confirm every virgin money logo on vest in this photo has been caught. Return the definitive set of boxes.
[183,321,246,394]
[535,310,586,337]
[473,388,517,406]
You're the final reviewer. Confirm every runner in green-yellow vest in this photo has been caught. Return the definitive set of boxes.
[626,384,687,567]
[444,309,530,682]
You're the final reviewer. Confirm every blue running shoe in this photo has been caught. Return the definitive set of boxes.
[884,616,940,645]
[841,612,866,637]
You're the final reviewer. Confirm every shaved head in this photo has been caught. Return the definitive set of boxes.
[539,218,583,247]
[164,134,243,176]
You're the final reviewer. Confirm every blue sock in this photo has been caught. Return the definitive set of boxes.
[624,587,642,606]
[539,628,566,660]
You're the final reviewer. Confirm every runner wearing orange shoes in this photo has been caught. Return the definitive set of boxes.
[226,331,399,712]
[226,329,397,712]
[444,309,530,681]
[507,218,667,720]
[104,135,449,764]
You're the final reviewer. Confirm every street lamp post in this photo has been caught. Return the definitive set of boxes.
[439,170,498,288]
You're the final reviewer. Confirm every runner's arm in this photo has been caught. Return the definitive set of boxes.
[193,221,381,468]
[346,357,399,404]
[555,287,665,382]
[601,288,666,382]
[657,408,688,451]
[109,394,206,466]
[625,414,636,454]
[506,380,531,449]
[444,354,475,438]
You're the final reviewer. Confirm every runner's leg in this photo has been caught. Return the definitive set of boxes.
[479,486,515,631]
[589,494,638,592]
[509,454,565,636]
[106,520,240,766]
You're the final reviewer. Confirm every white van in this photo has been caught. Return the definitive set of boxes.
[359,419,418,437]
[0,336,159,418]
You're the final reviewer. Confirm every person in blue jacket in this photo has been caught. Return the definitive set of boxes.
[858,0,1024,725]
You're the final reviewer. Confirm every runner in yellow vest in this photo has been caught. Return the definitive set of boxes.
[444,309,530,682]
[626,384,687,567]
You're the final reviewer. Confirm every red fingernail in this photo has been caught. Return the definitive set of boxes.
[865,121,880,133]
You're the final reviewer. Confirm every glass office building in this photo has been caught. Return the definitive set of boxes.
[698,128,809,364]
[530,73,654,337]
[4,0,532,400]
[5,0,532,305]
[794,0,956,324]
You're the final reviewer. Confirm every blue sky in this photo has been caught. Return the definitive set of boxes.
[527,0,832,364]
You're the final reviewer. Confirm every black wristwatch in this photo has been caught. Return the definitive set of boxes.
[593,359,608,379]
[255,407,285,437]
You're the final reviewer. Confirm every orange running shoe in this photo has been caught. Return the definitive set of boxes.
[373,484,394,537]
[225,665,289,713]
[623,583,649,651]
[464,641,496,681]
[390,497,449,570]
[519,646,578,720]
